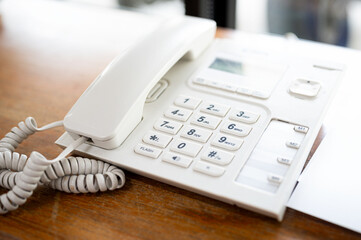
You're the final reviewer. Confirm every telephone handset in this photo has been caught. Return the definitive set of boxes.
[63,17,216,149]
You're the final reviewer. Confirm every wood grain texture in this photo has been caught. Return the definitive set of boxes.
[0,4,360,240]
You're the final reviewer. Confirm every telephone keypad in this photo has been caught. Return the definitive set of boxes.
[135,95,261,176]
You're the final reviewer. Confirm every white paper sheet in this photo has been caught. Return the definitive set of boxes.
[288,128,361,233]
[287,48,361,234]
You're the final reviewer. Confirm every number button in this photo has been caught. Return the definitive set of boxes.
[164,107,192,122]
[200,102,230,117]
[220,121,252,137]
[229,109,260,124]
[180,126,212,143]
[143,131,172,148]
[201,148,234,166]
[170,139,202,157]
[154,118,182,135]
[190,113,221,130]
[211,134,243,151]
[174,95,201,110]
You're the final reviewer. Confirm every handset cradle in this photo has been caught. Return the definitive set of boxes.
[63,17,215,149]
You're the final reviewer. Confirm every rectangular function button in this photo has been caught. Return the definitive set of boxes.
[221,121,252,137]
[277,157,292,165]
[193,77,207,85]
[154,118,182,135]
[190,113,221,130]
[200,102,230,117]
[229,109,260,124]
[134,143,162,159]
[193,161,225,177]
[174,95,201,110]
[164,107,192,122]
[170,139,202,157]
[180,126,212,143]
[268,174,283,184]
[286,141,300,149]
[211,134,243,151]
[236,87,253,96]
[294,125,309,134]
[201,148,234,166]
[143,131,172,148]
[252,90,269,99]
[217,83,237,93]
[162,152,193,168]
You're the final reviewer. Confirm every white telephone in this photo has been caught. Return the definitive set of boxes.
[57,15,344,221]
[0,14,344,220]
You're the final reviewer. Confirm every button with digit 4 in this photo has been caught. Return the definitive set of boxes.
[164,106,192,122]
[170,139,202,157]
[174,95,201,110]
[211,133,243,151]
[229,109,260,124]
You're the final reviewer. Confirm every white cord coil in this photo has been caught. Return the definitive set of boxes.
[0,117,125,214]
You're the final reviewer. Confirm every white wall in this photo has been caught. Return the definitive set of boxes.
[236,0,268,33]
[348,1,361,50]
[236,0,361,50]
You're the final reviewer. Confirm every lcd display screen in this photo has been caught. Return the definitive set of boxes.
[209,58,244,76]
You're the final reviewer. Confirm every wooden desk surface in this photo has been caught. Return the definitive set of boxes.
[0,2,359,239]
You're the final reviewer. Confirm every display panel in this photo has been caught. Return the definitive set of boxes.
[209,58,244,75]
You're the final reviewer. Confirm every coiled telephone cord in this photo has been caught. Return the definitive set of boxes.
[0,117,125,214]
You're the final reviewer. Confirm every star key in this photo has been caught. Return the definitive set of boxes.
[142,131,172,148]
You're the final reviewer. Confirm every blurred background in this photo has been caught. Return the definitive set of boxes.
[2,0,361,49]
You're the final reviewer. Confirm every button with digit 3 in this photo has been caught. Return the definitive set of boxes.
[229,109,259,124]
